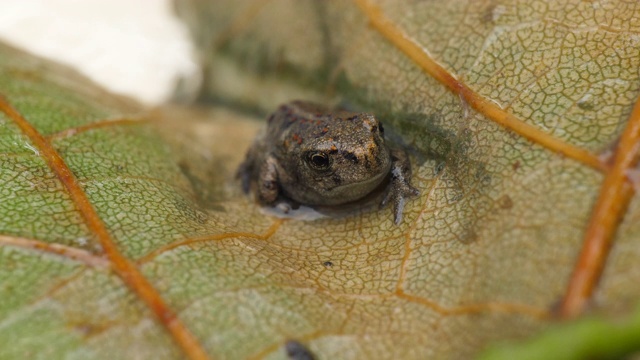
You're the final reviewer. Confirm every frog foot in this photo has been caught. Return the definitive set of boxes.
[381,167,420,225]
[275,201,292,214]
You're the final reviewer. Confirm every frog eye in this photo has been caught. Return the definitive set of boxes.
[305,151,331,170]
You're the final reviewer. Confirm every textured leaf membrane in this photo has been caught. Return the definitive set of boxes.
[2,0,640,359]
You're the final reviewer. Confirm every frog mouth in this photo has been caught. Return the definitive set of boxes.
[326,170,388,200]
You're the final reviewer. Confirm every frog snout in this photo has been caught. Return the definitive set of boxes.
[362,116,383,134]
[357,143,385,170]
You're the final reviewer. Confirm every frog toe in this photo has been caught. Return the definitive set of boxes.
[382,181,419,224]
[276,202,292,214]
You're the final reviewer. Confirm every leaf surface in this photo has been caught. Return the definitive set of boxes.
[2,0,640,359]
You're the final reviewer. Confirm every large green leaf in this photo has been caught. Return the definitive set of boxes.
[2,0,640,359]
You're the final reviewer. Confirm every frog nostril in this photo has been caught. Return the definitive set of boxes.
[343,152,359,164]
[370,122,385,135]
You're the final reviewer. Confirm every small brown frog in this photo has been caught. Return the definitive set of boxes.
[237,101,419,224]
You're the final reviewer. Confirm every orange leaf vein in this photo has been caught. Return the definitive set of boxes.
[0,96,210,360]
[560,95,640,318]
[0,234,109,268]
[137,219,283,264]
[353,0,606,172]
[47,118,148,141]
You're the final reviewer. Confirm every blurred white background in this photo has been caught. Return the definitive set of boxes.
[0,0,199,104]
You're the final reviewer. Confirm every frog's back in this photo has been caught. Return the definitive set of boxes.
[266,101,363,150]
[267,101,331,134]
[266,102,323,154]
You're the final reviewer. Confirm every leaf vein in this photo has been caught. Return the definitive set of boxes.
[0,95,211,360]
[353,0,606,172]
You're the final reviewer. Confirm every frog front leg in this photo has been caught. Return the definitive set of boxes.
[257,155,294,213]
[257,154,280,205]
[381,147,420,224]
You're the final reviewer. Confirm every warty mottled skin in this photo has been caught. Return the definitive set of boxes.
[237,101,419,224]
